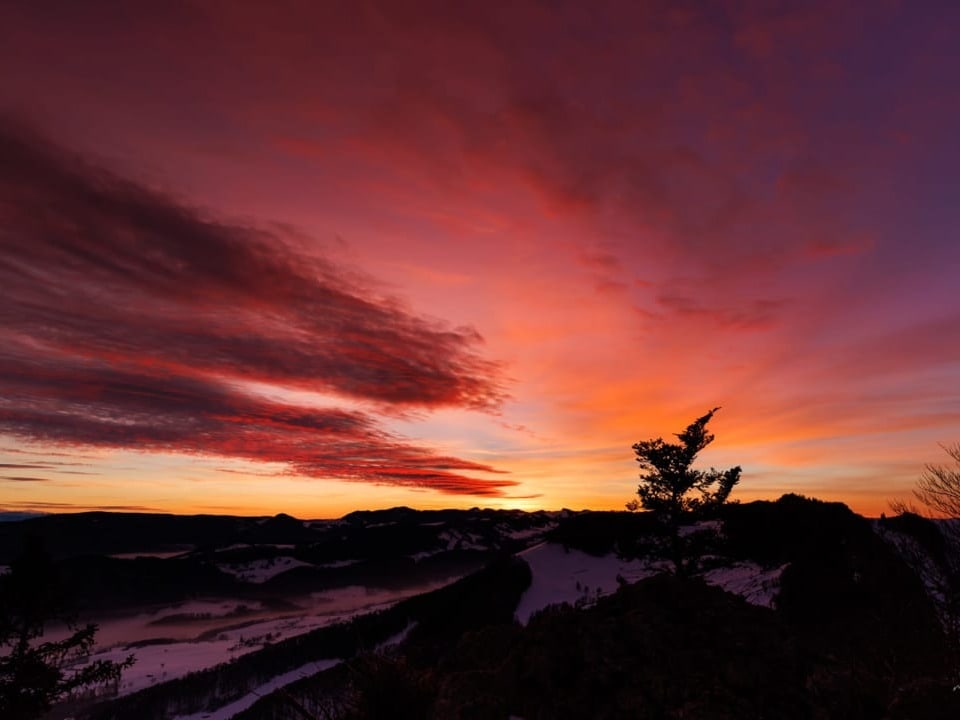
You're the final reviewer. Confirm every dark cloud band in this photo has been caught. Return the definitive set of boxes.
[0,121,512,496]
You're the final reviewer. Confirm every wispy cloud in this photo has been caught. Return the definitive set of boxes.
[1,501,162,512]
[0,118,505,410]
[0,120,512,496]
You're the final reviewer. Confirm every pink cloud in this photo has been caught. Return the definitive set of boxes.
[0,120,512,496]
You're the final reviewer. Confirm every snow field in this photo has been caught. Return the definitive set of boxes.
[171,659,341,720]
[216,556,313,583]
[516,542,787,623]
[515,543,665,624]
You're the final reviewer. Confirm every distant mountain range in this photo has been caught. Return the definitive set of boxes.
[0,506,560,614]
[0,510,47,523]
[0,506,562,563]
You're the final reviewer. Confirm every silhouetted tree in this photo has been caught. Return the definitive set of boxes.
[910,443,960,522]
[631,407,741,574]
[0,538,134,719]
[889,443,960,681]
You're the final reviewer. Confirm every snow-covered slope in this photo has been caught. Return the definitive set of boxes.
[701,562,787,608]
[515,543,664,623]
[516,542,787,623]
[80,581,454,697]
[217,556,313,583]
[171,659,340,720]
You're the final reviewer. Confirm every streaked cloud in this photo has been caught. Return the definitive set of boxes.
[0,121,511,496]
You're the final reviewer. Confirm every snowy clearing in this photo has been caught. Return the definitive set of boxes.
[374,621,417,652]
[439,529,486,551]
[410,549,442,562]
[515,543,664,624]
[217,556,313,583]
[678,519,723,537]
[701,562,787,608]
[171,659,340,720]
[78,578,461,697]
[516,543,788,622]
[506,525,554,540]
[315,558,361,569]
[108,549,194,560]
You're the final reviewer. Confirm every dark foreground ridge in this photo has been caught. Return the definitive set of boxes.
[3,496,959,719]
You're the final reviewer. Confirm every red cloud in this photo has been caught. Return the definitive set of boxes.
[0,121,512,496]
[0,119,505,411]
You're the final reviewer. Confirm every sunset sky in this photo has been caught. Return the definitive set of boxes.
[1,1,958,518]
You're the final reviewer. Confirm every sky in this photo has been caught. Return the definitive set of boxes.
[1,0,958,518]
